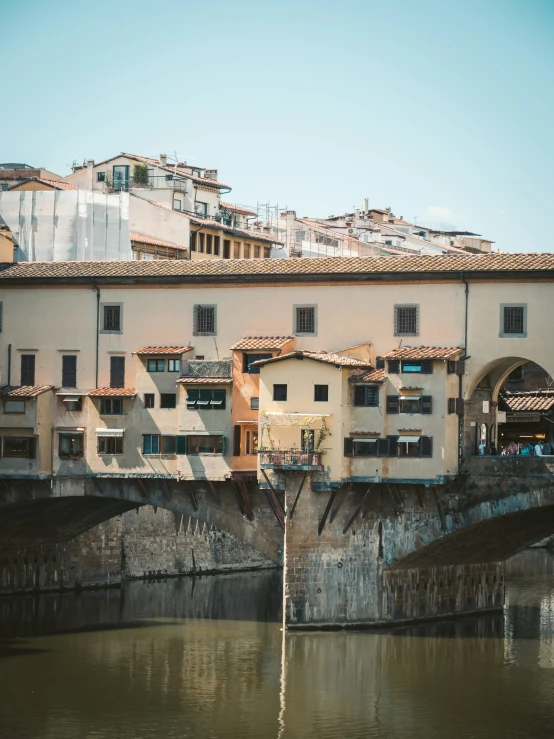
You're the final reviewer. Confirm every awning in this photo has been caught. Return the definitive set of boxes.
[399,396,421,400]
[352,438,378,443]
[56,390,89,396]
[397,435,420,443]
[95,428,125,437]
[56,427,85,432]
[62,396,80,403]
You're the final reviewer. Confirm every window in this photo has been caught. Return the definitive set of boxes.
[165,174,173,181]
[187,435,224,455]
[234,241,241,259]
[2,436,36,458]
[190,232,197,251]
[501,304,526,337]
[62,396,82,412]
[103,305,121,332]
[263,247,271,259]
[386,395,432,414]
[144,393,155,408]
[97,436,123,455]
[100,397,123,415]
[213,236,220,256]
[243,353,272,374]
[353,439,378,457]
[206,234,213,254]
[168,359,181,372]
[344,435,432,458]
[198,233,205,253]
[507,366,524,382]
[245,429,258,455]
[353,385,379,407]
[254,244,260,258]
[195,202,208,216]
[142,435,176,455]
[223,239,231,259]
[62,355,77,387]
[273,384,287,401]
[110,356,125,388]
[3,400,25,413]
[160,393,177,409]
[398,438,423,457]
[302,429,315,452]
[21,354,35,385]
[193,304,216,335]
[401,360,433,374]
[1,184,8,191]
[295,305,317,335]
[243,243,251,258]
[173,199,182,211]
[97,172,106,182]
[185,388,226,410]
[314,384,328,402]
[147,359,165,373]
[250,396,259,410]
[394,305,419,336]
[59,433,83,459]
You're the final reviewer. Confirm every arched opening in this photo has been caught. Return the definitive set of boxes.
[464,358,554,457]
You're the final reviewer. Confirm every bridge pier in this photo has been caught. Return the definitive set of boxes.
[283,476,505,629]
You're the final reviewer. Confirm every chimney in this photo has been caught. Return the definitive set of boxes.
[86,159,95,190]
[160,154,167,167]
[205,169,218,180]
[364,198,369,212]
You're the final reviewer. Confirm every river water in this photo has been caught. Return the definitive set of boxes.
[2,553,554,739]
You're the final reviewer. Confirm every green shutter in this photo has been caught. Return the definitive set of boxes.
[176,435,188,454]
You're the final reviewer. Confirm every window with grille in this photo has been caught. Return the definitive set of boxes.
[147,359,165,372]
[502,305,526,336]
[21,354,35,385]
[62,355,77,387]
[353,385,379,407]
[100,398,123,415]
[103,305,121,331]
[193,305,216,335]
[295,305,316,335]
[394,305,419,336]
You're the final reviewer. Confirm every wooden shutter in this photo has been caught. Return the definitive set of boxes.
[21,354,35,386]
[62,355,77,387]
[386,395,399,414]
[353,386,366,406]
[421,395,433,414]
[388,435,399,457]
[455,398,464,415]
[176,436,188,454]
[233,425,241,456]
[110,356,125,388]
[420,436,433,457]
[377,438,390,457]
[456,360,465,376]
[388,359,400,374]
[447,360,456,374]
[420,360,433,374]
[344,438,354,457]
[448,397,456,414]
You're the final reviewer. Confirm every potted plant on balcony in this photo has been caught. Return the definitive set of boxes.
[132,163,151,189]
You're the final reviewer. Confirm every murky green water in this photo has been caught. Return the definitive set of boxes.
[2,555,554,738]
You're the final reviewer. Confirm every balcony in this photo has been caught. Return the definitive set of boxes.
[259,449,323,471]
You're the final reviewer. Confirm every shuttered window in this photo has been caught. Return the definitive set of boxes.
[353,385,379,407]
[62,355,77,387]
[420,436,433,457]
[110,356,125,388]
[21,354,35,385]
[187,435,225,455]
[386,395,399,414]
[421,396,433,414]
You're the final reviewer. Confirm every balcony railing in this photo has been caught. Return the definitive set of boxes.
[259,449,323,469]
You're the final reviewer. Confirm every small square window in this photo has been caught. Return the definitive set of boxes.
[314,384,328,401]
[394,305,419,336]
[250,396,260,410]
[273,384,287,401]
[144,393,155,408]
[147,359,165,372]
[295,305,316,335]
[160,393,176,409]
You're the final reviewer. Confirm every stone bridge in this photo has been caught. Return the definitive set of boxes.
[2,460,554,629]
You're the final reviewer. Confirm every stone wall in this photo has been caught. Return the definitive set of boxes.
[0,506,273,595]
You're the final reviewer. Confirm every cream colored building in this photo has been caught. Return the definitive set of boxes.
[0,253,552,487]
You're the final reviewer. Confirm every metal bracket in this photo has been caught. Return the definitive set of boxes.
[329,483,352,524]
[289,471,308,520]
[186,481,198,511]
[317,489,337,536]
[261,469,285,530]
[343,485,373,535]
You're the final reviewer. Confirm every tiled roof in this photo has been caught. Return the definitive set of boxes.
[1,254,553,282]
[0,385,53,397]
[252,350,372,368]
[88,387,137,397]
[130,232,188,251]
[383,347,463,360]
[220,202,257,217]
[135,346,192,355]
[118,153,231,189]
[232,336,293,350]
[7,177,78,191]
[501,391,554,412]
[349,368,386,383]
[177,377,232,384]
[184,212,282,245]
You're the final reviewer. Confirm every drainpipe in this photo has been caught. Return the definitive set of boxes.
[7,343,11,386]
[92,280,100,389]
[458,274,470,467]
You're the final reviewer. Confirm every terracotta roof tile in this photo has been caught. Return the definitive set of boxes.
[8,177,78,191]
[88,387,137,397]
[0,385,53,397]
[177,377,232,384]
[135,346,192,356]
[120,153,231,189]
[184,212,282,245]
[0,254,553,282]
[130,232,188,251]
[232,336,293,350]
[252,350,372,368]
[349,368,386,383]
[383,347,463,360]
[501,391,554,412]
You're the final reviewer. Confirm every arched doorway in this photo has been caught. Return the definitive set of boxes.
[464,357,554,457]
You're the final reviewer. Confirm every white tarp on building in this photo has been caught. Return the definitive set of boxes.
[0,190,132,261]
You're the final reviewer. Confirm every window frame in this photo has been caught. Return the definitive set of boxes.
[3,399,25,414]
[193,304,217,336]
[20,354,36,386]
[353,385,379,407]
[58,433,84,459]
[160,393,177,409]
[314,384,329,402]
[500,303,527,338]
[394,304,419,337]
[2,436,36,459]
[294,304,317,336]
[144,393,155,408]
[273,384,288,401]
[101,303,123,334]
[147,358,165,373]
[99,397,124,415]
[142,434,177,455]
[110,356,125,389]
[187,435,225,455]
[97,435,123,455]
[243,352,272,374]
[62,355,77,387]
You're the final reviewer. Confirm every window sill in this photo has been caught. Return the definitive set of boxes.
[143,454,176,458]
[59,456,84,461]
[99,330,123,335]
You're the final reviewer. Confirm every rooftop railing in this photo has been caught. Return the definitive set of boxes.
[258,449,323,469]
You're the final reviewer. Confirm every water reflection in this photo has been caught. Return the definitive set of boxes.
[1,555,554,738]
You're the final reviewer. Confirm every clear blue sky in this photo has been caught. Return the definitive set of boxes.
[2,0,553,251]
